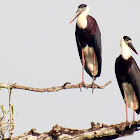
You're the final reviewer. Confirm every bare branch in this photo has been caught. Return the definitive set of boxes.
[0,81,111,93]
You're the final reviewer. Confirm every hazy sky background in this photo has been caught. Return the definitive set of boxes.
[0,0,140,139]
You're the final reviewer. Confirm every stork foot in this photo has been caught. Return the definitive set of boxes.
[79,82,86,92]
[126,120,129,123]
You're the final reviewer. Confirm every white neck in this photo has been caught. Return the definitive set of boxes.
[120,38,131,60]
[77,6,89,29]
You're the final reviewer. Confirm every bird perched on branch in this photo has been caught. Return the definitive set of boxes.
[69,4,102,92]
[115,36,140,122]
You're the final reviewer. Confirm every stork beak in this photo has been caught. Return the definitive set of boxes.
[128,42,138,55]
[69,10,81,24]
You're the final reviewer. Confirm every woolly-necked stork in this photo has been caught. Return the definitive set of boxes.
[69,4,102,92]
[115,36,140,122]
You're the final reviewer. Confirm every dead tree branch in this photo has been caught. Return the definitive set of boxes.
[8,120,140,140]
[0,81,111,93]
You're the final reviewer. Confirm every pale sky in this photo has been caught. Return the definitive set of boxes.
[0,0,140,139]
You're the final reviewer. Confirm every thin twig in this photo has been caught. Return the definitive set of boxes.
[8,87,12,138]
[0,81,112,93]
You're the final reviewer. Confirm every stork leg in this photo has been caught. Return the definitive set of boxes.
[124,91,128,122]
[79,49,85,91]
[133,92,135,121]
[92,52,95,93]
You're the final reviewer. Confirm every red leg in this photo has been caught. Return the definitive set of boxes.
[92,52,95,93]
[133,92,135,121]
[124,91,128,122]
[82,49,85,83]
[79,50,85,91]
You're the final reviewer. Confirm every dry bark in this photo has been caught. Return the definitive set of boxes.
[5,120,140,140]
[0,81,111,93]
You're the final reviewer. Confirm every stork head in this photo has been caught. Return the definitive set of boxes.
[120,36,138,55]
[69,4,89,24]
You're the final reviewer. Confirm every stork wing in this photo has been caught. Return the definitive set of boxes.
[115,55,125,99]
[128,57,140,113]
[94,25,102,77]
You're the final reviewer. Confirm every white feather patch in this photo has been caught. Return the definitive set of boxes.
[77,6,89,29]
[122,82,139,110]
[120,38,131,60]
[83,45,98,76]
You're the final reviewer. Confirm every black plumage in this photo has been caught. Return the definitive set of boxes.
[115,55,140,114]
[75,15,102,78]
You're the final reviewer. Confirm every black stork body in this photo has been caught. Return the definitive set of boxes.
[69,4,102,92]
[115,36,140,122]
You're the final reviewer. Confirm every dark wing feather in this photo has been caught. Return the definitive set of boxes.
[128,57,140,113]
[115,55,125,99]
[94,24,102,77]
[86,16,102,77]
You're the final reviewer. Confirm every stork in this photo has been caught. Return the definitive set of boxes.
[69,4,102,92]
[115,36,140,122]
